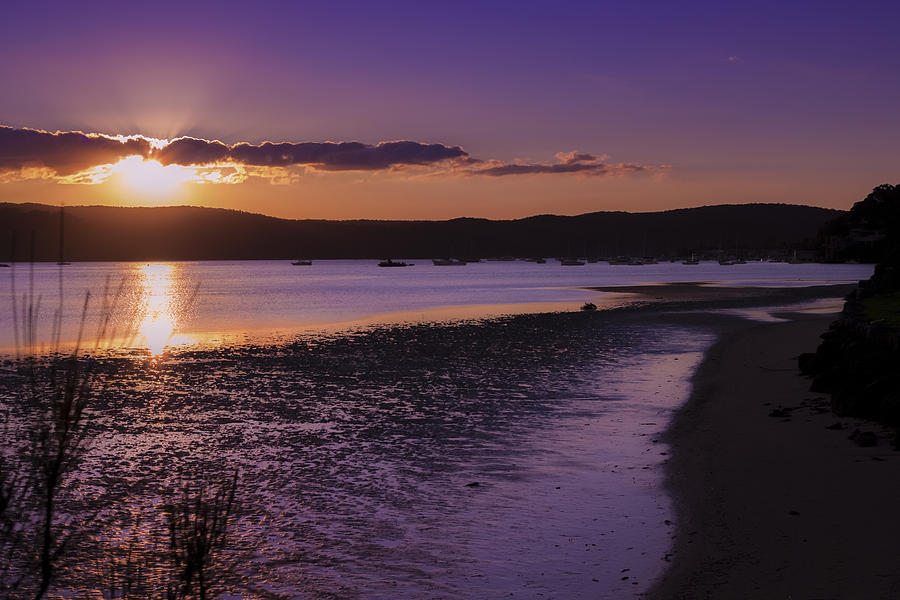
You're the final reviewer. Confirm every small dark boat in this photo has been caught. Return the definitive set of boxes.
[432,258,466,266]
[559,258,585,266]
[292,259,312,266]
[378,259,412,267]
[0,263,9,268]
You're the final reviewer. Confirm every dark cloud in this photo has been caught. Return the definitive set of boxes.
[0,126,151,176]
[154,136,229,166]
[559,152,597,164]
[155,138,468,171]
[474,153,649,177]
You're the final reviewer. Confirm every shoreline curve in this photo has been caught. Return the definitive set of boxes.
[647,313,900,599]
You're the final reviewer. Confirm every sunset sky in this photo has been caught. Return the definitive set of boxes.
[1,0,898,219]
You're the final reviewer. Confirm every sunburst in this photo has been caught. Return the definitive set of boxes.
[111,155,199,195]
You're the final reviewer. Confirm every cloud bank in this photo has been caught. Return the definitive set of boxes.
[0,125,660,184]
[0,126,151,177]
[155,136,468,171]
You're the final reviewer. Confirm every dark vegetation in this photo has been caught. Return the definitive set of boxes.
[800,184,900,427]
[816,183,900,264]
[0,202,840,261]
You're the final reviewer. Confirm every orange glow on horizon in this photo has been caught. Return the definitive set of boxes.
[112,156,198,196]
[60,156,247,192]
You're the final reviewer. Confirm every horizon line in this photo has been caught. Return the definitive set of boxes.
[1,200,845,224]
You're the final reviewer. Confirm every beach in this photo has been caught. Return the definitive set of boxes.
[648,312,900,599]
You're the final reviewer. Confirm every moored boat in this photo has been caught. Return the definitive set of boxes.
[378,259,412,267]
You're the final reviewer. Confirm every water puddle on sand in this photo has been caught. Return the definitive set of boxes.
[694,297,845,324]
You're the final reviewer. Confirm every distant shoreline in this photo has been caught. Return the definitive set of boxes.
[647,313,900,598]
[1,202,840,262]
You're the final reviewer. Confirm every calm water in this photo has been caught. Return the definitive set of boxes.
[0,260,872,598]
[0,259,871,354]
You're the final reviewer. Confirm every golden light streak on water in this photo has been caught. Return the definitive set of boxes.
[135,263,178,356]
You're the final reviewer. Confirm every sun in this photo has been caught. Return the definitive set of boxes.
[111,155,199,196]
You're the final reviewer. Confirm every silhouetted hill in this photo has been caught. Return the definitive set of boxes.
[0,202,842,261]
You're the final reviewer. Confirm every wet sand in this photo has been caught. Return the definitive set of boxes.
[648,313,900,599]
[588,282,857,305]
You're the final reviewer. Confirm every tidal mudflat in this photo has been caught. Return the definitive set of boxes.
[0,284,855,598]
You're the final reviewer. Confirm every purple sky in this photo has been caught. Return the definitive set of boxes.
[1,0,898,218]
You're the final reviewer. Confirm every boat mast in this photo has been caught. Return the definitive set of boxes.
[57,204,68,265]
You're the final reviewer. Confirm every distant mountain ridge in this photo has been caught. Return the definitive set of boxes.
[0,202,842,261]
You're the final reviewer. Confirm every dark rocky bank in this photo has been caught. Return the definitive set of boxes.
[800,184,900,426]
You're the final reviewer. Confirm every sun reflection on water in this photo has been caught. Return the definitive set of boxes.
[135,263,179,356]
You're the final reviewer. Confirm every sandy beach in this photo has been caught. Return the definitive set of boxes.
[648,312,900,599]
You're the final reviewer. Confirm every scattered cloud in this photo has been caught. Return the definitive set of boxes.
[0,125,661,184]
[469,151,654,178]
